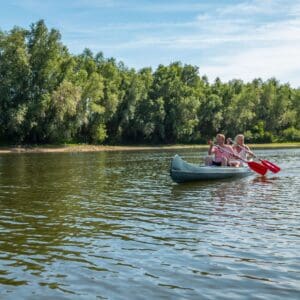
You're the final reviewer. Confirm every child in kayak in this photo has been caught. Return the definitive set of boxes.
[232,134,254,165]
[205,134,236,166]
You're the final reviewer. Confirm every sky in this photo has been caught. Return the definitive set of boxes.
[1,0,300,87]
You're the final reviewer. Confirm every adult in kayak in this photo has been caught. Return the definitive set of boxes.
[205,133,236,166]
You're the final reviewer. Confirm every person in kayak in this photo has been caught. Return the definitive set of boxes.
[205,134,236,166]
[232,134,254,164]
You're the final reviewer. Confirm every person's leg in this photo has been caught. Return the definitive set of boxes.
[229,160,240,167]
[205,156,213,166]
[221,157,228,166]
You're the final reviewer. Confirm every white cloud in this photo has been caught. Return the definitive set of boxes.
[218,0,281,16]
[196,13,300,87]
[201,43,300,87]
[89,15,300,50]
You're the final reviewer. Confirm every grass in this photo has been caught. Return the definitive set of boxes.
[248,142,300,149]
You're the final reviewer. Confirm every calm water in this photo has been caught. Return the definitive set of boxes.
[0,148,299,299]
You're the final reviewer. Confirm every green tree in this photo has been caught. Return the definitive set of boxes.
[151,62,202,143]
[0,26,30,142]
[46,80,82,142]
[25,20,71,142]
[197,78,224,140]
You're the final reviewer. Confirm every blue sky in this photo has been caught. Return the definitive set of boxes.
[1,0,300,87]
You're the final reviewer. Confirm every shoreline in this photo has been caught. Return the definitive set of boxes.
[0,143,300,154]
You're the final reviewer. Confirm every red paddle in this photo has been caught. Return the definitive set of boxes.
[215,145,268,176]
[228,139,281,173]
[246,160,268,176]
[260,160,281,173]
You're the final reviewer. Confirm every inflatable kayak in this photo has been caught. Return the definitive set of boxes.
[170,154,253,183]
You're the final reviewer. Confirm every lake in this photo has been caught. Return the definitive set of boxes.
[0,148,299,299]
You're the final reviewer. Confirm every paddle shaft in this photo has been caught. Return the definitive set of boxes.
[228,139,255,157]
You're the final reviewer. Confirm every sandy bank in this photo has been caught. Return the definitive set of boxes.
[0,144,207,154]
[0,143,299,154]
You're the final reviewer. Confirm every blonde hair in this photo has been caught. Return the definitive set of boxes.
[217,133,225,142]
[235,134,244,144]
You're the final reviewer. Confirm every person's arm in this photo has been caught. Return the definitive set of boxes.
[227,145,235,155]
[245,145,254,156]
[232,145,238,154]
[208,140,214,155]
[225,145,238,159]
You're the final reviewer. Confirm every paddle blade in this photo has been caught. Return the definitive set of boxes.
[248,161,268,175]
[261,160,281,173]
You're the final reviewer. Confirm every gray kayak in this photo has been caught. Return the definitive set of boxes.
[170,154,253,183]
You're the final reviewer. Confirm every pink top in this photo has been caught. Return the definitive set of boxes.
[211,145,234,162]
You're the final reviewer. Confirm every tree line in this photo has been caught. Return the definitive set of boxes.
[0,20,299,145]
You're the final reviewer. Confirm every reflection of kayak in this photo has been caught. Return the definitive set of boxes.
[170,155,253,183]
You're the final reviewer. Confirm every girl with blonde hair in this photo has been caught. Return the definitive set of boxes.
[232,134,254,163]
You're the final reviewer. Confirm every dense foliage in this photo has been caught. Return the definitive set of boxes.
[1,20,299,144]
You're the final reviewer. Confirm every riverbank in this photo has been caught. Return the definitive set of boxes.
[0,143,300,154]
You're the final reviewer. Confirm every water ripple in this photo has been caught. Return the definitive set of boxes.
[0,149,299,299]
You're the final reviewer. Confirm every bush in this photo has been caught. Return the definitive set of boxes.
[282,127,300,141]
